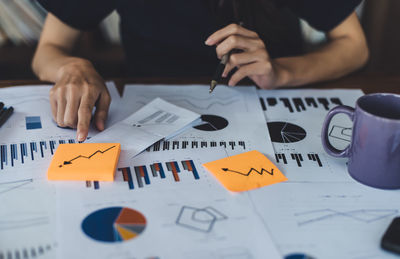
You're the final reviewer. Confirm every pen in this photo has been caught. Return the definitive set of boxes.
[210,22,244,94]
[0,107,6,118]
[0,106,14,127]
[209,53,231,94]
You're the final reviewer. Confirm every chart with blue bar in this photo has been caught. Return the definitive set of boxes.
[0,138,76,170]
[85,160,201,191]
[0,243,53,259]
[25,116,42,130]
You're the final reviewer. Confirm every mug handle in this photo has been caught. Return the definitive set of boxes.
[321,105,355,158]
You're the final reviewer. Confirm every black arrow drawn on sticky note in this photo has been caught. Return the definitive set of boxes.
[221,167,273,176]
[59,145,116,168]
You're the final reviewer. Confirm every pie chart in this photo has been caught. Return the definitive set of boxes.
[267,122,307,143]
[194,115,229,131]
[285,253,315,259]
[81,207,146,242]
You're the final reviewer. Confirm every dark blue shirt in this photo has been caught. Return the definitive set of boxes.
[38,0,361,77]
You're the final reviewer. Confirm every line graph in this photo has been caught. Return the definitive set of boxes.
[7,97,50,107]
[0,179,33,195]
[222,167,274,176]
[295,209,399,226]
[0,215,49,231]
[136,97,240,111]
[172,99,240,110]
[136,93,239,102]
[59,145,116,167]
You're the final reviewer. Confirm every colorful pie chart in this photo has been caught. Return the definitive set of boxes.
[81,207,146,242]
[285,253,315,259]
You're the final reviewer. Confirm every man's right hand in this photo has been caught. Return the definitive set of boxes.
[50,58,111,142]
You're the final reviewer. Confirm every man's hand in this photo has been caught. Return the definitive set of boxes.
[206,13,368,88]
[205,24,286,89]
[50,59,111,141]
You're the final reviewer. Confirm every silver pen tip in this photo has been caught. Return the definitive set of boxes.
[209,80,217,93]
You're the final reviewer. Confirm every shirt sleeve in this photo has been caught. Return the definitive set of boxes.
[286,0,362,32]
[37,0,116,30]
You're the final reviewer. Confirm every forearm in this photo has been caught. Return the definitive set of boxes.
[32,44,91,82]
[275,36,369,87]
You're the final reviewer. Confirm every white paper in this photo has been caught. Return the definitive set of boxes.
[248,182,400,259]
[120,84,276,158]
[0,174,57,258]
[105,83,133,127]
[55,149,281,259]
[0,82,121,257]
[253,89,400,259]
[258,89,364,182]
[88,98,200,159]
[0,82,121,176]
[2,83,388,259]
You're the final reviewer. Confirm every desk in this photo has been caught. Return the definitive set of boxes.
[0,71,400,94]
[0,74,399,259]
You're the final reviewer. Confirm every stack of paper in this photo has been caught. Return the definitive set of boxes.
[1,82,398,259]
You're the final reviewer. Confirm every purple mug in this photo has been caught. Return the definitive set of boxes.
[321,93,400,189]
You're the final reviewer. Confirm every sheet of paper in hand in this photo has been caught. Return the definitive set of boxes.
[87,98,200,159]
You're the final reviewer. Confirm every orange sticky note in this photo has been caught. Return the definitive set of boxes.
[203,150,287,192]
[47,143,121,181]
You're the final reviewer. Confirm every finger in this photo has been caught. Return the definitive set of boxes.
[222,62,234,78]
[232,51,267,66]
[77,95,96,141]
[206,23,258,45]
[216,36,263,59]
[229,62,270,86]
[51,75,69,125]
[63,90,81,128]
[224,51,267,77]
[94,90,111,131]
[56,91,67,127]
[49,89,58,122]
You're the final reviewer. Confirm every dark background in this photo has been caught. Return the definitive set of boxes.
[0,0,399,81]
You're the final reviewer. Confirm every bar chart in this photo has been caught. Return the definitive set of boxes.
[275,152,323,168]
[259,96,343,113]
[0,138,76,170]
[0,244,53,259]
[88,160,202,191]
[146,139,246,152]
